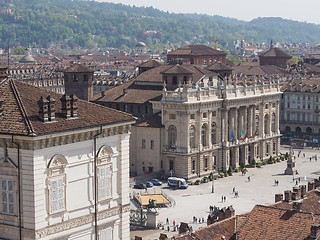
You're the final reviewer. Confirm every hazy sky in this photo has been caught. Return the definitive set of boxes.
[97,0,320,24]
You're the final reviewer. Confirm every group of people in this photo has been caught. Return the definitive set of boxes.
[232,187,239,198]
[163,218,179,232]
[192,216,205,224]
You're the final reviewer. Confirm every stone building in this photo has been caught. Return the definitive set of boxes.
[0,79,135,239]
[167,45,227,65]
[280,79,320,142]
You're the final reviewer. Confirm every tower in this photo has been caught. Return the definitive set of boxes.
[64,63,94,101]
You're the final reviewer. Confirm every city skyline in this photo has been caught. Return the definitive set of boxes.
[97,0,320,25]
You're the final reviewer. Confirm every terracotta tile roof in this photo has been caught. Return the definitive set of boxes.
[260,47,292,58]
[0,79,134,136]
[64,63,94,73]
[233,65,288,76]
[168,45,227,56]
[134,113,163,128]
[206,62,233,71]
[303,63,320,73]
[92,81,162,104]
[138,59,162,68]
[160,64,194,75]
[236,205,320,240]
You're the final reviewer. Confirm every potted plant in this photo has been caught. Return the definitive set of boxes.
[203,176,209,183]
[213,175,218,180]
[195,179,201,185]
[219,172,224,178]
[268,156,273,164]
[228,166,233,176]
[285,152,289,160]
[234,167,239,173]
[223,170,228,177]
[251,159,256,167]
[256,162,262,168]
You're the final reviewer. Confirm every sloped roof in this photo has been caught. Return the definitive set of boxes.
[160,64,194,75]
[168,45,226,56]
[0,79,134,136]
[135,113,163,128]
[138,59,162,68]
[260,48,292,58]
[64,63,94,73]
[233,65,288,76]
[206,61,233,71]
[236,205,320,240]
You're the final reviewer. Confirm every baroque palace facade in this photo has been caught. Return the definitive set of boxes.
[152,77,282,178]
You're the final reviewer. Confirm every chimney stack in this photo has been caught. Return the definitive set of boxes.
[70,94,78,118]
[60,94,71,118]
[308,181,315,191]
[292,201,301,211]
[284,190,292,202]
[301,185,307,198]
[315,178,320,188]
[310,224,320,239]
[46,95,56,121]
[275,194,283,203]
[38,96,49,122]
[292,192,298,200]
[293,186,302,199]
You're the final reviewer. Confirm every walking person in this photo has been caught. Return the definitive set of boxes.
[248,176,250,182]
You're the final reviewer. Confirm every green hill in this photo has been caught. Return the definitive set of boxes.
[0,0,320,49]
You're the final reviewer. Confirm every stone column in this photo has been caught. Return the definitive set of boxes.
[234,107,239,141]
[259,102,264,138]
[244,106,248,137]
[275,101,280,134]
[244,145,249,165]
[269,103,272,136]
[198,110,202,149]
[208,110,212,146]
[229,110,234,143]
[248,105,253,137]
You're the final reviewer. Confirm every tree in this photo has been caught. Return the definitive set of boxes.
[12,47,26,55]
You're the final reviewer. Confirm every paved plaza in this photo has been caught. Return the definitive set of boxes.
[130,147,320,239]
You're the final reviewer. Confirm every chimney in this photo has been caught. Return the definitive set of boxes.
[275,194,283,202]
[70,94,78,118]
[293,186,302,199]
[301,185,307,198]
[292,192,298,200]
[0,97,3,117]
[308,181,315,191]
[46,95,56,121]
[284,190,292,202]
[310,224,320,239]
[37,96,49,122]
[60,94,71,118]
[292,201,301,211]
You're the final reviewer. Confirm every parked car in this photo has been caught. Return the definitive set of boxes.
[134,183,146,189]
[145,181,154,188]
[151,179,162,186]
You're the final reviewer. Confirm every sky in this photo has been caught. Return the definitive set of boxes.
[97,0,320,25]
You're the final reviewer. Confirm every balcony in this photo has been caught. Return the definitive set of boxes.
[162,145,188,154]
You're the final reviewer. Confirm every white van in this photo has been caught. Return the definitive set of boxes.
[167,177,188,189]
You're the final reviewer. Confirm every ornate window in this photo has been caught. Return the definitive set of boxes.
[168,125,177,148]
[264,114,269,134]
[271,113,276,133]
[211,122,217,144]
[97,146,113,201]
[47,155,68,214]
[189,125,196,148]
[201,124,208,146]
[255,115,259,133]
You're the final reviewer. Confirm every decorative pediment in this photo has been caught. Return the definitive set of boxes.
[47,154,68,176]
[97,145,113,164]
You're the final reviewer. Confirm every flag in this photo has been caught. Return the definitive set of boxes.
[231,130,234,144]
[240,128,244,138]
[254,128,259,136]
[243,131,248,142]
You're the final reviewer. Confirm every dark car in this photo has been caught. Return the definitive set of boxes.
[151,179,162,186]
[134,183,146,189]
[145,181,154,188]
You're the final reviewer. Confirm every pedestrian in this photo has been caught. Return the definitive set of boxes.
[298,177,300,183]
[167,226,170,232]
[173,220,175,226]
[296,180,298,185]
[224,196,226,202]
[202,217,204,223]
[199,217,201,223]
[303,153,305,157]
[274,179,277,186]
[293,176,295,182]
[233,187,235,193]
[310,157,312,162]
[189,226,193,233]
[222,195,224,202]
[248,176,250,182]
[166,217,169,225]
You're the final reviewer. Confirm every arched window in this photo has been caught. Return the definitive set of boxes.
[255,115,259,134]
[271,113,276,133]
[264,114,269,134]
[168,125,177,148]
[189,125,196,148]
[296,127,301,133]
[306,127,312,133]
[285,126,291,132]
[47,154,68,214]
[201,124,207,146]
[211,122,217,144]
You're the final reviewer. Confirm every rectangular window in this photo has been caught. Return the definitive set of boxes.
[190,114,195,119]
[169,114,176,120]
[212,111,216,117]
[50,178,65,214]
[204,157,208,170]
[169,158,174,171]
[142,139,146,149]
[1,179,14,215]
[192,158,196,173]
[203,112,207,118]
[98,165,112,200]
[150,140,154,150]
[100,227,113,240]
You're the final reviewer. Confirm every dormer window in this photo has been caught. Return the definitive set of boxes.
[183,76,187,84]
[172,76,177,85]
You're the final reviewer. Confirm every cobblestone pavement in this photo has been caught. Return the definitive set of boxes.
[130,147,320,239]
